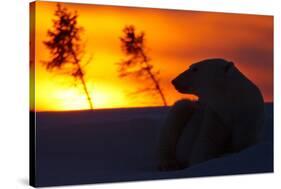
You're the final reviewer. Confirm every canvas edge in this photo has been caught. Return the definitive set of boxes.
[29,1,36,187]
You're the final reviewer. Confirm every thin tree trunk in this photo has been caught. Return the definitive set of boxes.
[78,71,94,109]
[146,69,167,106]
[72,52,94,109]
[140,50,167,106]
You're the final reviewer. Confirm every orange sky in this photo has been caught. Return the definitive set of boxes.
[31,1,273,111]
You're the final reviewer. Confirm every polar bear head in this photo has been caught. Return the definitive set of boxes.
[172,58,234,97]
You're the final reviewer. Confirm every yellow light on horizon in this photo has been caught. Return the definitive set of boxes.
[32,1,273,111]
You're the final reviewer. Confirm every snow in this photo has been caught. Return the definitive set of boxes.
[35,103,273,187]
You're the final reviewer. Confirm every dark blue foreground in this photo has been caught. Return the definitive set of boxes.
[35,103,273,187]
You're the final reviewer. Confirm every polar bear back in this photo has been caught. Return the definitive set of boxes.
[205,61,265,150]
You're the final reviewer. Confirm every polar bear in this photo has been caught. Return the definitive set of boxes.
[158,58,264,171]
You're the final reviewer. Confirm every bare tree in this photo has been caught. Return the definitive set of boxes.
[43,3,93,109]
[118,25,167,106]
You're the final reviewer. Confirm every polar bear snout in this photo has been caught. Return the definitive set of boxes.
[171,78,178,87]
[172,77,185,92]
[172,72,193,94]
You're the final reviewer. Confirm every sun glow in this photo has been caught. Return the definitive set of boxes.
[31,2,273,111]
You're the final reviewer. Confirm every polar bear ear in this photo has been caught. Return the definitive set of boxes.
[224,62,234,74]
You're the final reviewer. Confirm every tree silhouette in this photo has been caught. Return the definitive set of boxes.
[118,25,167,106]
[43,3,93,109]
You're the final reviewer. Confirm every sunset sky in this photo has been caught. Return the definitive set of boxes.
[31,1,273,111]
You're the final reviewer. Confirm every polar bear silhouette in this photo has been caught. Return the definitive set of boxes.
[158,58,264,171]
